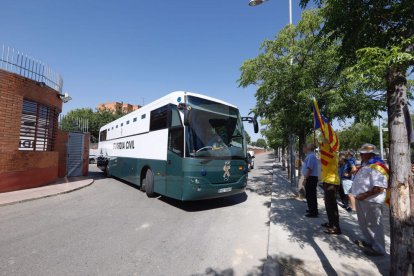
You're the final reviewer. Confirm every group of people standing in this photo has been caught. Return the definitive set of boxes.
[301,142,389,257]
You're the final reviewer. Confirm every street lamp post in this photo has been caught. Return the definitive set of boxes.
[249,0,296,185]
[248,0,292,25]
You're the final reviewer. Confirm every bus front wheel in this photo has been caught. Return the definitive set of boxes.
[104,163,111,177]
[144,169,156,198]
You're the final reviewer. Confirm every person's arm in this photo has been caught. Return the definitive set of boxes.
[304,168,312,179]
[355,186,384,200]
[356,169,387,201]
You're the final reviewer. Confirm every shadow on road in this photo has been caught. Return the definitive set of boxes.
[159,192,248,212]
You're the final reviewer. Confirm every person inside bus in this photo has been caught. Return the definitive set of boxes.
[189,110,225,152]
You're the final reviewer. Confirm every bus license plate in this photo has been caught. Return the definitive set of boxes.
[218,187,232,193]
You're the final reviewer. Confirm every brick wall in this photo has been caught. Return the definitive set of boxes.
[56,130,68,178]
[82,133,90,176]
[0,69,63,193]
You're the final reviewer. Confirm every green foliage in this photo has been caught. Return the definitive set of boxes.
[300,0,414,66]
[260,117,287,150]
[337,122,383,151]
[244,130,251,144]
[255,138,267,149]
[61,107,126,143]
[239,9,383,154]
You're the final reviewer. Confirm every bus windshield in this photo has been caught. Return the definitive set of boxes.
[185,96,245,159]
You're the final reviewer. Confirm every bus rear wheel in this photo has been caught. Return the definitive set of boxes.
[144,169,156,197]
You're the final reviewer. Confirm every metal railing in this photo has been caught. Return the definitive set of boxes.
[59,115,89,133]
[0,45,63,93]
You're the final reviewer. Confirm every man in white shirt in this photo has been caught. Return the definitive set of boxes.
[352,143,389,256]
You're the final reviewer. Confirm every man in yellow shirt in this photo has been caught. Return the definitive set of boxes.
[319,141,341,235]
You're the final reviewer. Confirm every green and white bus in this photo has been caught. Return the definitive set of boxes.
[97,91,258,201]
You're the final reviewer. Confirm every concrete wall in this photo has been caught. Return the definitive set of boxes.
[0,69,63,193]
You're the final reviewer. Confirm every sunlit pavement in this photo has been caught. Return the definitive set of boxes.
[266,162,390,275]
[0,154,273,276]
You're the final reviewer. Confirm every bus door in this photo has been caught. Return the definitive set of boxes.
[166,105,184,199]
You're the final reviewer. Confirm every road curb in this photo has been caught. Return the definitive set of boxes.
[0,179,94,207]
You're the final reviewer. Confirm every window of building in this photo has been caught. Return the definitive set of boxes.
[133,117,137,122]
[116,125,118,128]
[141,114,146,119]
[19,99,58,151]
[126,120,130,125]
[121,123,123,127]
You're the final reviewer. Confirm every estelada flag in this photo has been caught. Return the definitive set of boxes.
[313,98,341,185]
[313,97,339,152]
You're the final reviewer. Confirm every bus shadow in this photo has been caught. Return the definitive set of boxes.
[158,192,248,212]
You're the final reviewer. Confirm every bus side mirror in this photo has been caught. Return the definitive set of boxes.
[242,116,259,134]
[253,118,259,133]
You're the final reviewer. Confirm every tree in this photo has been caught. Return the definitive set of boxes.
[60,108,96,138]
[61,107,126,143]
[300,1,414,273]
[255,138,267,149]
[244,130,251,145]
[337,123,380,151]
[239,10,382,161]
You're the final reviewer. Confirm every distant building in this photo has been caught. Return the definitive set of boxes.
[97,102,141,114]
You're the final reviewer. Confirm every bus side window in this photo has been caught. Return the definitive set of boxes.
[170,105,182,127]
[150,105,168,131]
[168,105,184,156]
[99,130,107,142]
[168,127,184,157]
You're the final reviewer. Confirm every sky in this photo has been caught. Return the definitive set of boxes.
[0,0,305,140]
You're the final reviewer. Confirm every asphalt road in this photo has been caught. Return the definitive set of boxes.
[0,154,273,276]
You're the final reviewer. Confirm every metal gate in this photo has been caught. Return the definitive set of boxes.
[67,132,84,177]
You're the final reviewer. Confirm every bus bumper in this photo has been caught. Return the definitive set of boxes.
[181,174,248,201]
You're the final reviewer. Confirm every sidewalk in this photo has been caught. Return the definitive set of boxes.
[265,162,390,275]
[0,177,94,207]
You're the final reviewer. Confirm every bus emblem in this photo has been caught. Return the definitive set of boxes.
[223,161,231,181]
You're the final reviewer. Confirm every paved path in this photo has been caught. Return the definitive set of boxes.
[0,179,93,206]
[0,154,273,276]
[266,162,390,275]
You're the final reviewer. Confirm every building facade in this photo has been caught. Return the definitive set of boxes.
[0,68,64,192]
[97,102,141,114]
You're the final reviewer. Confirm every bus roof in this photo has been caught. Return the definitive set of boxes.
[99,91,238,132]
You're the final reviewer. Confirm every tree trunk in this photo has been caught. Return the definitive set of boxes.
[298,130,306,177]
[287,144,291,179]
[282,146,286,170]
[386,68,414,275]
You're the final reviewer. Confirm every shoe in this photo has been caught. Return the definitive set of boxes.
[321,222,330,228]
[323,228,342,235]
[354,240,372,248]
[363,247,385,257]
[346,207,353,213]
[305,213,318,218]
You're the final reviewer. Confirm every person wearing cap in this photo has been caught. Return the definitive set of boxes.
[352,143,389,256]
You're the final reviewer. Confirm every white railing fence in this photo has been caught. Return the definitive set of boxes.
[0,45,63,93]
